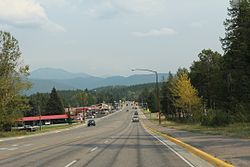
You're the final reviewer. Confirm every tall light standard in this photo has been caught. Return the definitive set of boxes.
[131,68,161,124]
[38,105,42,131]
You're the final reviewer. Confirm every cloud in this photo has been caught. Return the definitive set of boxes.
[133,28,177,37]
[84,1,119,19]
[83,0,167,18]
[0,0,65,32]
[113,0,167,15]
[38,0,78,9]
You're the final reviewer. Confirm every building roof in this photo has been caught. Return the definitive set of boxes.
[75,107,91,111]
[18,114,68,122]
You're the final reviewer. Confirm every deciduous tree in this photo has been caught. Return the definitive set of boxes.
[0,31,31,131]
[170,72,201,120]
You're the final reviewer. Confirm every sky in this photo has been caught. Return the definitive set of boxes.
[0,0,230,77]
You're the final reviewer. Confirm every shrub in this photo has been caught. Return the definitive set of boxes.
[201,109,230,127]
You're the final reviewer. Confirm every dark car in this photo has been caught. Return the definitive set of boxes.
[87,120,96,127]
[24,125,36,132]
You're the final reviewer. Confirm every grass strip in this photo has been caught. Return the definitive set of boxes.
[0,123,82,138]
[143,112,250,139]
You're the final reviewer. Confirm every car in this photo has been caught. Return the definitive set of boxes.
[45,121,51,125]
[24,125,36,132]
[132,115,139,122]
[87,119,96,127]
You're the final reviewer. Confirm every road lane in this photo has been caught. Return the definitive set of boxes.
[0,106,213,167]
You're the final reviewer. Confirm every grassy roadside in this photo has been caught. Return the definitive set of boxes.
[0,123,83,138]
[143,111,250,139]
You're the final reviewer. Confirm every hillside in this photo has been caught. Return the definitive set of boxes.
[26,68,168,95]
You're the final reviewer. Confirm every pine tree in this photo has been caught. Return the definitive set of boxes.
[190,49,223,109]
[45,87,64,115]
[221,0,250,114]
[161,72,175,117]
[146,91,157,112]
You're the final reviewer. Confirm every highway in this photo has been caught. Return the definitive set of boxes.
[0,105,213,167]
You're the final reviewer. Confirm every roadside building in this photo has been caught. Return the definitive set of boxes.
[17,114,68,126]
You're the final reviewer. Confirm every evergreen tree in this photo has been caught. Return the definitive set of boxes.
[29,92,49,116]
[190,49,223,109]
[138,88,150,106]
[161,72,175,117]
[146,91,157,112]
[45,87,64,115]
[221,0,250,117]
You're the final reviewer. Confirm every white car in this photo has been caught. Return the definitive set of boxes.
[132,115,139,122]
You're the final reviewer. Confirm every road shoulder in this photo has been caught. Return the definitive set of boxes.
[139,110,250,167]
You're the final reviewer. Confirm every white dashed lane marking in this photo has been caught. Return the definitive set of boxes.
[90,146,98,152]
[23,144,33,147]
[7,147,18,151]
[0,143,33,152]
[65,160,77,167]
[0,147,18,151]
[0,148,8,151]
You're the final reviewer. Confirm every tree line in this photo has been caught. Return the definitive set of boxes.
[26,84,155,117]
[26,89,96,117]
[145,0,250,126]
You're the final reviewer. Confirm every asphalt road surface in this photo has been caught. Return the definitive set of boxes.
[0,105,213,167]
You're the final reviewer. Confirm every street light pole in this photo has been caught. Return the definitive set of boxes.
[131,68,161,124]
[38,105,42,131]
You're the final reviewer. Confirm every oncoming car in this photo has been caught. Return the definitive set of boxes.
[87,119,96,127]
[132,115,139,122]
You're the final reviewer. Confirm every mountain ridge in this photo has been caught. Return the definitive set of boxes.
[30,68,92,80]
[26,68,168,95]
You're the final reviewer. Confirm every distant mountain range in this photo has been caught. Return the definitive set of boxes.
[26,68,168,95]
[30,68,91,79]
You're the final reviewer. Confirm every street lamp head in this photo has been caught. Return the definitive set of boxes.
[131,69,135,72]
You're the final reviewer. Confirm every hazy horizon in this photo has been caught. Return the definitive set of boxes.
[0,0,230,77]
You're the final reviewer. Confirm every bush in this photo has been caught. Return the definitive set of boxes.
[231,103,249,123]
[201,109,230,127]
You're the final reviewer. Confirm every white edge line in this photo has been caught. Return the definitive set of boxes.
[90,146,98,152]
[143,124,195,167]
[65,160,77,167]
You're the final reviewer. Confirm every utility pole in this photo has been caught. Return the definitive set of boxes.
[38,105,42,131]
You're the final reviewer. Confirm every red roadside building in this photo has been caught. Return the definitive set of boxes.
[17,114,69,126]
